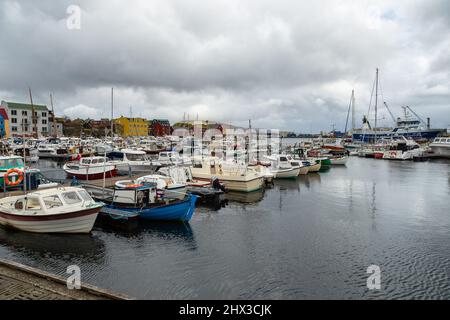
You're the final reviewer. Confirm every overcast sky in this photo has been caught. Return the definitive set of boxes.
[0,0,449,132]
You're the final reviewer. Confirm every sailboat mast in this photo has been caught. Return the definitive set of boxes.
[50,94,56,138]
[374,68,379,142]
[351,89,355,133]
[111,88,114,137]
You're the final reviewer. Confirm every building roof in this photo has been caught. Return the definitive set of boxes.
[151,119,170,125]
[3,101,48,111]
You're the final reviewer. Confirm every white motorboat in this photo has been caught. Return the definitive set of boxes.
[382,137,422,160]
[63,156,118,180]
[285,155,309,175]
[158,151,191,166]
[114,149,160,173]
[0,187,103,233]
[429,137,450,158]
[190,157,264,192]
[266,155,301,179]
[37,144,69,160]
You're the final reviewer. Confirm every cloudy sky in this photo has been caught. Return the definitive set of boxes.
[0,0,449,132]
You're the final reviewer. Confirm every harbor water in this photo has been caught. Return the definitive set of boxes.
[0,156,449,299]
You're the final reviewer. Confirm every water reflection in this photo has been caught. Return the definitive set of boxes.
[225,189,265,204]
[0,227,106,263]
[94,220,197,250]
[274,178,300,192]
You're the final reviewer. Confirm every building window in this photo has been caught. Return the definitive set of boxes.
[23,119,28,124]
[11,126,17,132]
[11,118,17,124]
[11,110,17,116]
[42,127,47,132]
[22,111,27,116]
[42,112,47,117]
[42,119,47,125]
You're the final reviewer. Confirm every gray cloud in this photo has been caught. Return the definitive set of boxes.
[0,0,448,132]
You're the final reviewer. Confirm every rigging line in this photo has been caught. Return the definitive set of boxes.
[367,75,376,119]
[344,91,353,134]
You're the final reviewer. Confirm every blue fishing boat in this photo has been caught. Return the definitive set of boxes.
[83,183,198,222]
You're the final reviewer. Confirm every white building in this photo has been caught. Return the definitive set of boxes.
[1,101,50,137]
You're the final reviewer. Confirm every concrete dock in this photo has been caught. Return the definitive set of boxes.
[0,259,131,300]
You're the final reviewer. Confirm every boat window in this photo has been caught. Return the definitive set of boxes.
[62,191,82,204]
[43,195,64,209]
[26,197,42,211]
[280,157,288,162]
[82,159,91,165]
[91,159,98,164]
[98,158,104,163]
[14,199,25,210]
[127,153,146,161]
[78,189,93,202]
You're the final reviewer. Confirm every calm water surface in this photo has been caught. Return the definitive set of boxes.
[0,157,449,299]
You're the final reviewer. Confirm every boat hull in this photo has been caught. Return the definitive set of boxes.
[429,145,450,158]
[192,174,264,192]
[330,157,348,165]
[0,207,101,234]
[273,167,301,179]
[65,169,118,180]
[307,162,321,172]
[100,195,198,222]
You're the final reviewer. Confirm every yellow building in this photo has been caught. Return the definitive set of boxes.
[114,116,149,137]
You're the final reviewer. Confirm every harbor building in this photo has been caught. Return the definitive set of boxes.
[0,101,49,137]
[149,119,171,136]
[114,116,149,137]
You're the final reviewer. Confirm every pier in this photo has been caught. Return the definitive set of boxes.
[0,259,131,300]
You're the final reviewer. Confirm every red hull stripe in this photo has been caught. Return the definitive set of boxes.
[0,207,101,222]
[66,169,117,180]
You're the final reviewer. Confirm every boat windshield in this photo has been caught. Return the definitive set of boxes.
[78,189,93,202]
[0,158,24,169]
[62,191,82,204]
[127,153,146,161]
[43,195,64,209]
[26,197,42,211]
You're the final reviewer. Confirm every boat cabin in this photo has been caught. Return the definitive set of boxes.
[0,187,97,214]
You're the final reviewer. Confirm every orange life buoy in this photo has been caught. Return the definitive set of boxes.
[125,183,143,188]
[4,168,24,186]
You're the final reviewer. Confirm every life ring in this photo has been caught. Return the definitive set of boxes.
[115,180,143,189]
[390,151,397,157]
[4,168,24,186]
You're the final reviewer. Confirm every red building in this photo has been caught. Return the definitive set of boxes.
[149,119,171,136]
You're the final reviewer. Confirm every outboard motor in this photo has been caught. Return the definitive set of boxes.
[212,177,226,192]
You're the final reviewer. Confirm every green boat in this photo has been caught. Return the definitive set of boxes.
[316,158,331,172]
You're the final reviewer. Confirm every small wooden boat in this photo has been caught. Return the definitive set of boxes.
[83,184,198,222]
[0,187,103,233]
[303,160,321,173]
[329,156,348,165]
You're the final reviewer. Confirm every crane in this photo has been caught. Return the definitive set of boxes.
[383,102,397,123]
[405,106,427,127]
